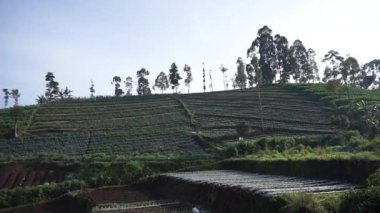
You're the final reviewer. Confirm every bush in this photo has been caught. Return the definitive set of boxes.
[279,193,326,213]
[340,187,380,213]
[367,169,380,187]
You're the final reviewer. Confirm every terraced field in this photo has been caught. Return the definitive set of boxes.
[181,87,338,140]
[0,95,208,158]
[0,86,344,158]
[163,170,357,195]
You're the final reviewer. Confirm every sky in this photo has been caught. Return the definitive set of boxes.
[0,0,379,106]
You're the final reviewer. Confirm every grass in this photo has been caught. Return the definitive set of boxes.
[223,131,380,161]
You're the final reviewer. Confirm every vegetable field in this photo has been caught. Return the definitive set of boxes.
[181,87,338,140]
[0,95,208,158]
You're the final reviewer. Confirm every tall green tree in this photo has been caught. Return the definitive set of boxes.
[246,63,255,88]
[289,40,308,83]
[340,56,361,85]
[307,48,319,82]
[153,72,169,93]
[219,64,228,90]
[111,76,124,96]
[169,63,182,93]
[10,89,20,106]
[274,34,291,83]
[2,89,10,107]
[322,50,344,82]
[45,72,59,101]
[183,64,193,93]
[247,25,277,84]
[235,57,247,89]
[136,68,151,95]
[362,59,380,89]
[124,76,133,96]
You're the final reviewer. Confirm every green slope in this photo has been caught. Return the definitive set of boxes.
[0,84,377,160]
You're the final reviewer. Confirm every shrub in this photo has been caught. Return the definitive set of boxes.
[340,187,380,213]
[279,193,326,213]
[367,169,380,187]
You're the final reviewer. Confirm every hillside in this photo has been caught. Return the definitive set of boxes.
[0,85,347,159]
[0,84,379,212]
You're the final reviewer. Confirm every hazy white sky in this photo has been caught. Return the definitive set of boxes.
[0,0,379,106]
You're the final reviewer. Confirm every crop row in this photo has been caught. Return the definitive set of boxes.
[31,112,188,130]
[196,116,336,137]
[164,170,357,195]
[93,200,194,213]
[188,106,331,124]
[38,100,177,114]
[0,170,63,189]
[34,106,182,122]
[0,126,207,157]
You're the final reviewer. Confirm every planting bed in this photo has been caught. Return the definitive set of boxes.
[0,162,75,189]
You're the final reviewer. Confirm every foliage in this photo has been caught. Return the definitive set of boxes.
[124,76,133,96]
[274,34,291,83]
[184,64,193,93]
[89,80,95,98]
[136,68,151,95]
[2,89,10,107]
[219,64,229,90]
[339,187,380,213]
[111,76,124,96]
[10,89,20,106]
[169,63,182,93]
[322,50,344,82]
[362,59,380,89]
[234,57,247,89]
[57,87,73,99]
[289,39,309,83]
[279,193,326,213]
[367,169,380,187]
[341,56,361,85]
[45,72,60,101]
[153,72,169,93]
[0,180,86,209]
[247,25,277,84]
[223,131,380,160]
